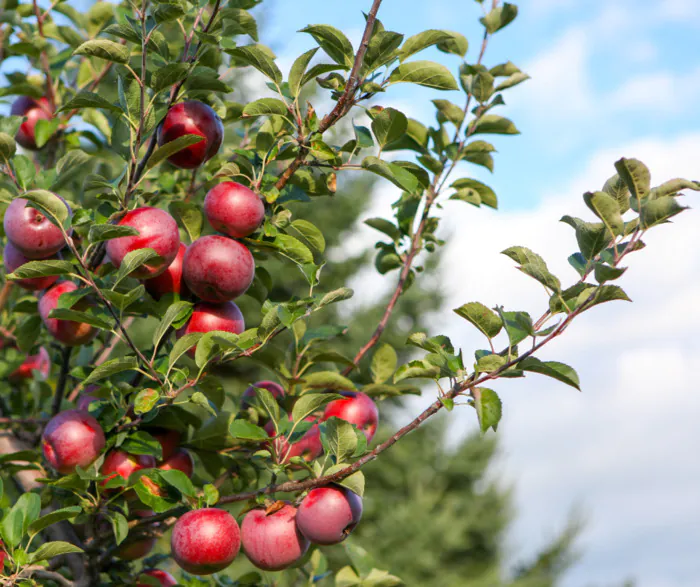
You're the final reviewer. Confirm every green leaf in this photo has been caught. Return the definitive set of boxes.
[58,91,122,113]
[583,191,624,236]
[614,158,650,208]
[602,173,631,214]
[361,156,420,193]
[226,44,283,83]
[169,201,203,242]
[476,353,506,373]
[48,308,112,330]
[203,484,219,506]
[133,388,160,415]
[364,218,400,241]
[253,386,281,426]
[1,493,40,547]
[292,392,342,423]
[74,39,130,63]
[151,62,190,92]
[436,31,469,57]
[501,246,561,292]
[88,224,139,243]
[302,371,356,391]
[146,135,205,171]
[113,248,161,285]
[474,388,502,433]
[159,469,196,497]
[322,417,357,463]
[560,216,612,261]
[388,61,459,91]
[299,25,354,68]
[29,541,83,564]
[169,333,202,367]
[393,359,440,383]
[16,315,42,353]
[153,2,186,23]
[432,99,465,126]
[453,302,502,338]
[450,178,497,209]
[242,97,289,117]
[399,30,459,62]
[289,219,326,252]
[518,357,581,391]
[468,114,519,135]
[480,3,518,33]
[21,190,71,227]
[288,48,319,97]
[316,287,354,308]
[109,512,128,545]
[0,132,16,160]
[7,260,74,281]
[640,196,687,228]
[153,301,193,350]
[34,118,60,148]
[28,507,82,537]
[499,310,533,346]
[364,31,404,72]
[272,233,314,265]
[338,470,364,497]
[371,107,407,148]
[84,357,139,385]
[494,72,530,91]
[371,344,397,384]
[229,419,268,441]
[121,431,162,460]
[594,263,627,284]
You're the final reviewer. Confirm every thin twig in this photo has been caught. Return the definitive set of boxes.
[52,347,73,416]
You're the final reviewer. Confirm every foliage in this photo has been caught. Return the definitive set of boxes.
[0,0,697,585]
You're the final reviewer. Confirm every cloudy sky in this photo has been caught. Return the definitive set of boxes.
[4,0,700,584]
[261,1,700,585]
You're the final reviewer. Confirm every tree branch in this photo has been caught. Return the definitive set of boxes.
[52,347,73,416]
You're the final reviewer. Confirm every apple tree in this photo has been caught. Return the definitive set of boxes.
[0,0,697,585]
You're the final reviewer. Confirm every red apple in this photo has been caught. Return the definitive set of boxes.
[241,504,309,571]
[265,416,323,464]
[160,448,194,477]
[10,346,50,380]
[177,301,245,338]
[11,96,53,150]
[204,182,265,238]
[296,486,363,545]
[105,207,180,279]
[39,281,98,346]
[42,409,106,474]
[183,235,254,302]
[0,539,5,568]
[157,101,223,169]
[149,428,181,461]
[3,242,60,291]
[323,391,379,443]
[241,380,285,411]
[4,196,71,259]
[137,569,178,587]
[101,450,156,487]
[144,243,188,299]
[171,509,240,575]
[116,535,157,561]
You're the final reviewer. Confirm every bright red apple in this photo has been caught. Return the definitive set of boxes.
[183,235,255,302]
[4,196,71,259]
[3,242,60,291]
[10,346,50,380]
[265,416,323,464]
[137,569,178,587]
[157,101,223,169]
[177,301,245,338]
[296,485,363,545]
[39,281,98,346]
[42,409,106,474]
[204,182,265,238]
[323,391,379,443]
[171,509,241,575]
[241,504,309,571]
[105,207,180,279]
[11,96,53,150]
[241,380,285,411]
[144,243,188,300]
[160,448,194,477]
[101,450,156,487]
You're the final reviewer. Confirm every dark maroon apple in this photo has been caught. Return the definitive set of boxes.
[183,235,254,302]
[157,101,223,169]
[105,207,180,279]
[3,242,60,291]
[116,535,157,560]
[42,409,106,474]
[241,504,309,571]
[177,301,245,338]
[101,450,156,487]
[149,428,181,461]
[76,385,100,411]
[323,391,379,443]
[4,196,71,259]
[137,569,178,587]
[144,243,188,299]
[39,281,98,346]
[10,346,50,380]
[241,380,285,411]
[265,416,323,464]
[204,182,265,238]
[11,96,53,150]
[171,509,241,575]
[296,485,363,545]
[160,448,194,477]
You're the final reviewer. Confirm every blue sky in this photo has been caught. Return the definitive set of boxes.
[4,1,700,585]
